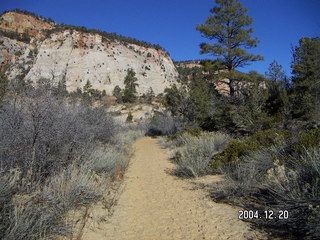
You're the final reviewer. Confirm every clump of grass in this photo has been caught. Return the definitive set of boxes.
[174,132,231,177]
[1,163,104,240]
[115,129,145,147]
[42,164,103,210]
[86,145,128,178]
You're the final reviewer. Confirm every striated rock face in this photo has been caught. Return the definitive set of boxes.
[0,11,178,94]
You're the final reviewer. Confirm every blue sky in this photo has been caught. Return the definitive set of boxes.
[1,0,319,76]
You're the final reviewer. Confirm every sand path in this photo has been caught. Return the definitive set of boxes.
[82,137,266,240]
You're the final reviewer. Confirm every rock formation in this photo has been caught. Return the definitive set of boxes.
[0,10,178,94]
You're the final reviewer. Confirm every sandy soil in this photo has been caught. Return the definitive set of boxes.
[82,137,267,240]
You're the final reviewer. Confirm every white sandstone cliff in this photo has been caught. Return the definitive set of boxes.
[0,11,178,94]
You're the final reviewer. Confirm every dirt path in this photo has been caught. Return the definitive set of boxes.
[82,137,266,240]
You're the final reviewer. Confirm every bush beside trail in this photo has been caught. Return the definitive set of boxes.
[211,129,320,240]
[0,88,143,239]
[172,132,230,177]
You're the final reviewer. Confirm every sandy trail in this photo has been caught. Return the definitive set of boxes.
[82,137,265,240]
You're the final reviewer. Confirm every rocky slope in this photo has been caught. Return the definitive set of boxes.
[0,10,178,94]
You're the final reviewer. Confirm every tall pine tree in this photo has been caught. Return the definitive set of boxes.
[291,37,320,121]
[196,0,263,95]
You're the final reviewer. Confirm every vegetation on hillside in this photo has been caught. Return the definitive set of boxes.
[1,9,55,23]
[1,9,166,51]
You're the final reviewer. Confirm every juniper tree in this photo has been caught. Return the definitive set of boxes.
[163,84,188,117]
[196,0,263,95]
[82,80,94,104]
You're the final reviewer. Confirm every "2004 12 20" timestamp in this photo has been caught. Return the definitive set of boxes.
[238,210,289,220]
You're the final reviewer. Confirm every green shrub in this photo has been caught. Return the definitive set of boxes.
[214,128,289,165]
[182,125,203,137]
[248,128,289,147]
[291,128,320,155]
[168,125,203,146]
[213,139,257,165]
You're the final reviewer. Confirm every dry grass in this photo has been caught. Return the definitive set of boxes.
[173,132,230,177]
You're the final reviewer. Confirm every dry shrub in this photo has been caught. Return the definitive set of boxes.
[174,132,230,177]
[0,94,116,182]
[214,146,320,239]
[147,112,183,136]
[1,163,104,240]
[86,145,128,178]
[0,88,131,239]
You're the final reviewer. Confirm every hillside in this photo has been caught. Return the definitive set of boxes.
[0,10,178,94]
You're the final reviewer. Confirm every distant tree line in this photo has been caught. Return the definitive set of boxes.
[1,9,167,51]
[46,24,165,51]
[1,9,55,23]
[0,29,31,43]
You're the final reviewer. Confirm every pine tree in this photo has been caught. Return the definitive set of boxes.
[265,61,290,123]
[196,0,263,95]
[54,78,68,97]
[265,60,286,82]
[123,69,139,103]
[291,37,320,121]
[82,80,93,104]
